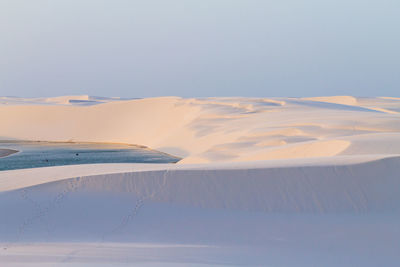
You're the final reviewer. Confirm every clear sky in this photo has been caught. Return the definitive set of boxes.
[1,0,399,98]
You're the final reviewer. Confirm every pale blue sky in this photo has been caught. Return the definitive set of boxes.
[0,0,399,97]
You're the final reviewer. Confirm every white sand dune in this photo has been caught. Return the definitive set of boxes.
[0,95,128,106]
[1,96,400,266]
[1,155,400,266]
[1,155,399,211]
[1,96,400,162]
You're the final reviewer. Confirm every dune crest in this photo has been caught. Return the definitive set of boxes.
[303,96,358,106]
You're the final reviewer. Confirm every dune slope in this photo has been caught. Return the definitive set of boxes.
[0,156,400,266]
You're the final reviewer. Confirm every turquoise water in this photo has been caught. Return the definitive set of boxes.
[0,141,180,171]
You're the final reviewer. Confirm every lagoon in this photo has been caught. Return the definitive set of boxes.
[0,141,180,171]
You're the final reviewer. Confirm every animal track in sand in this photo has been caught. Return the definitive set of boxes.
[3,178,81,250]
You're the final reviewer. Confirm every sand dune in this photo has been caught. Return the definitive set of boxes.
[1,155,400,265]
[0,95,128,106]
[1,96,400,266]
[303,96,358,105]
[1,155,399,211]
[1,96,400,163]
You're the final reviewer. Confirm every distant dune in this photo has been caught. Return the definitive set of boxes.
[1,96,400,266]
